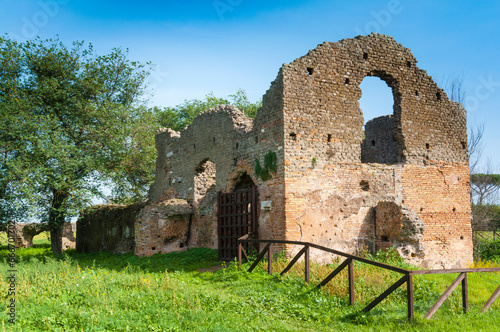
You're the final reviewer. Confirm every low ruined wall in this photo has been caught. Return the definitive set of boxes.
[135,198,192,257]
[76,202,146,254]
[1,222,75,249]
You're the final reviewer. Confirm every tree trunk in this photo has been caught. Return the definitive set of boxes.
[48,189,68,255]
[50,226,63,255]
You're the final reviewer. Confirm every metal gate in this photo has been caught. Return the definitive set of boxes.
[217,186,257,261]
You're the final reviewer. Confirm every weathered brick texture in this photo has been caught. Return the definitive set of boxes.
[80,33,472,268]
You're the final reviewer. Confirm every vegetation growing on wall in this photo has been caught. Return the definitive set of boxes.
[255,151,277,181]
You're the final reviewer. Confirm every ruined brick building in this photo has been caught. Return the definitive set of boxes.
[77,33,473,269]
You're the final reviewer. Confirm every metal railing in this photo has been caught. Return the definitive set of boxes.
[237,235,500,320]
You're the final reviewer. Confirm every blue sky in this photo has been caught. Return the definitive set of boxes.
[1,0,499,170]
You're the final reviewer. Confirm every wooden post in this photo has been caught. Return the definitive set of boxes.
[348,259,354,305]
[305,245,310,283]
[407,274,414,320]
[462,272,469,313]
[268,243,272,275]
[238,242,242,266]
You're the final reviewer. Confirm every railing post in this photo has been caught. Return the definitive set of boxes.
[407,274,414,320]
[462,272,469,313]
[348,259,354,305]
[268,243,272,275]
[305,245,310,283]
[238,242,242,266]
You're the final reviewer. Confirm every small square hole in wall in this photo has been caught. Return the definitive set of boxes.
[426,143,430,149]
[360,180,369,191]
[307,67,314,75]
[213,137,216,142]
[406,61,412,68]
[327,134,332,142]
[290,133,297,141]
[436,91,441,101]
[152,247,156,251]
[460,236,464,240]
[453,207,456,212]
[363,52,368,60]
[461,141,466,149]
[345,78,350,85]
[371,140,376,146]
[415,90,419,96]
[381,235,389,242]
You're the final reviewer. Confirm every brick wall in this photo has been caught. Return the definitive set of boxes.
[133,33,473,268]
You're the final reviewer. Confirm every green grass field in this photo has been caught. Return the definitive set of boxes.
[1,238,500,331]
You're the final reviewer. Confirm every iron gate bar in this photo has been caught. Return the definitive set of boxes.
[238,236,500,320]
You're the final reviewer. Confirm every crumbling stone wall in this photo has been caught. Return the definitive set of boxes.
[1,222,75,249]
[280,33,471,268]
[76,202,146,254]
[135,198,192,256]
[374,201,425,265]
[136,33,473,268]
[362,115,399,164]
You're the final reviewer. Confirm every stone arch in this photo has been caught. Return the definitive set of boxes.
[231,171,256,191]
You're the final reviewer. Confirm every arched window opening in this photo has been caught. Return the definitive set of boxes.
[232,172,255,191]
[360,76,399,164]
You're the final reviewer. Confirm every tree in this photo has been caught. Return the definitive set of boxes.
[107,106,158,204]
[0,36,152,254]
[156,89,261,131]
[471,173,500,205]
[470,172,500,232]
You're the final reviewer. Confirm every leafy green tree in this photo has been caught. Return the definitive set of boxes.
[0,36,152,254]
[107,106,158,204]
[471,173,500,205]
[157,89,261,131]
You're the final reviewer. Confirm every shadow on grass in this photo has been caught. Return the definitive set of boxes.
[0,245,220,273]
